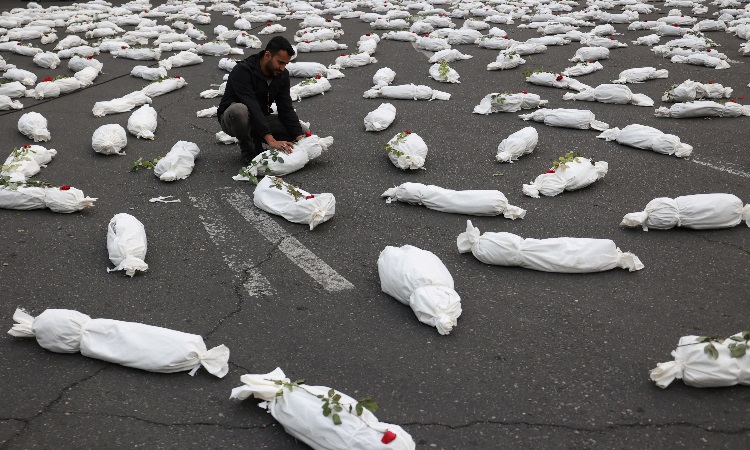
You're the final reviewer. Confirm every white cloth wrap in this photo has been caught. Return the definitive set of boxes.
[522,158,608,198]
[382,182,525,219]
[131,65,168,81]
[473,93,547,114]
[93,91,152,117]
[253,177,336,230]
[525,72,591,92]
[364,103,396,131]
[621,194,750,231]
[386,133,428,170]
[141,77,187,98]
[562,61,604,77]
[7,308,229,377]
[654,101,750,118]
[231,368,416,449]
[429,49,472,63]
[662,80,732,102]
[107,213,148,276]
[372,67,396,88]
[240,135,331,177]
[486,52,526,70]
[363,84,450,101]
[286,62,327,78]
[290,77,331,101]
[496,127,538,163]
[596,124,692,157]
[457,221,644,273]
[570,46,610,61]
[612,67,669,84]
[428,63,460,83]
[32,82,61,100]
[334,53,377,68]
[0,81,27,98]
[378,245,462,335]
[519,108,609,131]
[44,187,96,213]
[563,84,654,106]
[92,124,127,155]
[159,51,202,70]
[127,104,158,139]
[18,112,51,142]
[154,141,200,181]
[0,186,46,210]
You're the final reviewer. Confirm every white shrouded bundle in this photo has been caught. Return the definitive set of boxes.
[569,46,610,61]
[0,81,27,98]
[0,95,22,110]
[357,38,377,54]
[597,124,693,158]
[107,213,148,276]
[74,66,100,88]
[286,61,327,78]
[112,47,162,60]
[33,52,61,69]
[54,35,88,50]
[52,77,82,96]
[294,41,348,52]
[633,34,660,46]
[231,368,416,449]
[93,91,152,117]
[254,177,335,230]
[31,80,60,99]
[457,221,644,273]
[218,57,238,72]
[141,76,187,98]
[196,106,218,118]
[3,68,37,86]
[0,185,96,213]
[259,24,287,35]
[8,308,229,378]
[496,127,538,163]
[519,109,609,131]
[236,33,261,48]
[92,124,127,156]
[363,84,450,101]
[429,49,472,63]
[562,61,604,77]
[671,54,730,69]
[415,36,450,52]
[154,141,200,182]
[447,29,482,45]
[612,67,669,84]
[476,36,517,50]
[473,92,548,114]
[650,332,750,388]
[654,101,750,118]
[236,134,333,178]
[486,50,525,70]
[295,27,340,43]
[290,77,331,101]
[509,42,547,55]
[523,158,608,198]
[382,183,525,219]
[662,80,732,102]
[127,104,158,139]
[372,67,396,89]
[563,84,654,107]
[193,42,240,56]
[364,103,396,131]
[428,62,460,83]
[385,131,428,170]
[525,72,591,92]
[621,194,750,231]
[18,112,50,142]
[580,35,628,48]
[334,53,377,68]
[159,51,203,69]
[2,144,56,183]
[68,55,103,73]
[381,31,417,42]
[378,245,462,335]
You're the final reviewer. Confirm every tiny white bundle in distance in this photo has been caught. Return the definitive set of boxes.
[473,92,548,114]
[253,176,335,230]
[496,127,538,163]
[364,103,396,131]
[378,245,462,335]
[8,308,229,377]
[596,124,692,158]
[384,130,427,170]
[611,67,669,84]
[92,124,127,155]
[17,112,50,142]
[522,156,608,198]
[154,141,200,181]
[457,220,644,273]
[563,84,654,107]
[621,194,750,231]
[363,84,450,101]
[107,213,148,277]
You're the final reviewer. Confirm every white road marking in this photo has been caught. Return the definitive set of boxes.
[691,158,750,179]
[224,189,355,292]
[190,193,275,297]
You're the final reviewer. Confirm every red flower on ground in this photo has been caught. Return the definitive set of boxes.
[556,75,563,81]
[23,144,31,148]
[121,46,127,49]
[305,40,309,43]
[522,91,527,94]
[266,23,271,26]
[365,33,370,36]
[305,195,315,200]
[60,185,71,191]
[381,431,397,444]
[709,80,714,84]
[404,130,411,134]
[87,56,93,59]
[340,53,346,56]
[315,74,321,79]
[175,75,181,78]
[326,19,331,22]
[43,77,52,82]
[730,99,737,103]
[305,131,312,137]
[545,169,555,174]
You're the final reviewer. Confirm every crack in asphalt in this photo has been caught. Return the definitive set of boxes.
[31,412,273,431]
[694,234,750,256]
[155,89,188,122]
[189,122,216,135]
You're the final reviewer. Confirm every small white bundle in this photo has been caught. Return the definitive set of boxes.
[363,84,450,101]
[525,72,591,92]
[522,157,607,198]
[127,104,158,139]
[253,176,335,230]
[473,92,547,114]
[364,103,396,132]
[570,46,610,61]
[382,183,525,219]
[612,67,669,84]
[74,66,100,88]
[112,47,161,60]
[671,54,730,69]
[378,245,462,335]
[290,76,331,101]
[54,35,88,51]
[333,52,377,68]
[649,332,750,388]
[509,42,547,55]
[92,124,127,155]
[486,50,526,70]
[428,49,472,63]
[107,213,148,276]
[131,65,168,81]
[218,57,239,73]
[496,127,538,163]
[621,194,750,231]
[0,95,22,110]
[633,34,661,46]
[154,141,200,182]
[519,108,609,131]
[562,61,604,77]
[597,124,693,158]
[159,51,203,69]
[357,38,377,54]
[381,31,417,42]
[415,35,451,52]
[230,368,415,449]
[33,51,61,69]
[294,40,347,52]
[17,112,50,142]
[385,131,428,170]
[286,61,327,78]
[258,24,286,35]
[8,308,229,377]
[196,106,218,118]
[236,33,261,48]
[216,131,238,144]
[0,81,27,99]
[4,68,37,87]
[31,79,61,100]
[654,101,750,118]
[93,91,152,117]
[457,220,644,273]
[563,84,654,106]
[141,76,187,98]
[68,55,103,73]
[2,144,56,183]
[428,62,460,83]
[237,133,332,179]
[662,80,733,102]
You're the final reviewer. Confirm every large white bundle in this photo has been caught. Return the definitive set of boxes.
[53,77,82,95]
[496,127,538,163]
[508,42,547,55]
[32,51,61,69]
[93,91,152,117]
[159,51,203,70]
[236,32,262,48]
[141,76,187,97]
[159,41,198,52]
[0,185,46,210]
[127,104,158,140]
[253,176,335,230]
[45,186,96,213]
[457,221,644,273]
[92,124,127,155]
[525,72,591,91]
[522,157,607,198]
[371,67,396,89]
[446,29,482,44]
[650,332,750,388]
[570,46,610,61]
[0,95,22,110]
[633,34,661,46]
[364,103,396,132]
[99,41,132,53]
[415,36,450,52]
[295,27,340,43]
[238,134,333,179]
[74,66,100,87]
[107,213,148,276]
[259,24,288,35]
[428,49,472,63]
[378,245,462,335]
[621,194,750,231]
[561,61,603,77]
[294,40,347,52]
[580,35,628,48]
[334,52,377,68]
[612,67,669,84]
[18,112,50,142]
[654,101,750,118]
[68,55,103,73]
[473,92,547,114]
[371,18,409,30]
[12,44,43,58]
[671,54,730,69]
[662,80,732,102]
[476,35,516,50]
[363,84,450,101]
[8,308,229,377]
[2,145,49,182]
[290,76,331,101]
[599,11,639,24]
[131,65,168,81]
[357,38,377,54]
[525,36,570,47]
[519,108,609,131]
[112,47,161,60]
[4,68,37,87]
[231,368,415,449]
[54,35,88,50]
[486,50,526,70]
[563,84,654,106]
[287,61,327,78]
[153,141,200,181]
[381,31,417,42]
[382,183,525,219]
[384,131,428,170]
[31,80,61,99]
[428,62,459,83]
[0,81,26,98]
[597,124,693,158]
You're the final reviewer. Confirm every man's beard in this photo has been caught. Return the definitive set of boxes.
[265,60,281,78]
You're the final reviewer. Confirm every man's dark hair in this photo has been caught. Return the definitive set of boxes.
[265,36,295,58]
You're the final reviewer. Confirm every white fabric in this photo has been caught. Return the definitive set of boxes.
[562,61,604,77]
[290,77,331,101]
[8,308,229,378]
[107,213,148,277]
[159,51,203,70]
[563,84,654,106]
[334,53,377,68]
[112,47,161,60]
[294,40,347,52]
[428,49,472,63]
[363,84,450,101]
[230,368,416,449]
[238,135,332,178]
[92,124,128,156]
[0,95,22,110]
[486,51,526,70]
[127,104,158,139]
[378,245,462,335]
[93,91,152,117]
[621,194,750,231]
[364,103,396,132]
[457,221,644,273]
[74,66,100,87]
[68,55,103,73]
[253,177,335,230]
[654,101,750,118]
[286,62,327,78]
[612,67,669,84]
[473,92,547,114]
[428,63,460,83]
[525,72,591,92]
[31,81,61,100]
[671,54,730,69]
[0,81,27,98]
[0,185,46,210]
[381,31,418,42]
[522,158,608,198]
[141,77,187,98]
[386,132,428,170]
[53,77,82,95]
[662,80,732,102]
[570,46,610,61]
[18,112,50,142]
[196,106,218,118]
[519,108,609,131]
[496,127,538,163]
[4,68,37,86]
[382,183,525,219]
[44,187,96,213]
[33,52,61,69]
[596,124,693,158]
[154,141,200,181]
[415,36,451,52]
[372,67,396,88]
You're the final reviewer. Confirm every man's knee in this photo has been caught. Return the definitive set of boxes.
[222,103,250,136]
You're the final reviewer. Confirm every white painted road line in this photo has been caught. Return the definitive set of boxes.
[190,192,275,297]
[224,189,355,292]
[691,158,750,179]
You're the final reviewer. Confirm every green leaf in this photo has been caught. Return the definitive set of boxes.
[332,414,341,425]
[355,403,363,416]
[730,336,744,342]
[704,343,719,360]
[328,389,335,398]
[316,395,324,399]
[273,380,283,385]
[359,397,378,413]
[277,157,284,163]
[743,331,750,340]
[322,405,331,417]
[334,405,342,412]
[272,156,277,162]
[275,390,283,397]
[730,343,747,358]
[332,394,341,403]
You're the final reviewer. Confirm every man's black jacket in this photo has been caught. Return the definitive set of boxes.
[217,51,303,140]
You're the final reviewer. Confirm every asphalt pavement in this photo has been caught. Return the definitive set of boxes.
[1,0,749,449]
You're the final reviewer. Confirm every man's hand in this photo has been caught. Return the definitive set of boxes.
[265,134,294,154]
[295,134,306,142]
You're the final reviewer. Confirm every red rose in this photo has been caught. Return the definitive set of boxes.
[23,144,31,148]
[175,75,182,79]
[305,131,312,137]
[305,195,315,200]
[242,33,246,36]
[87,56,93,59]
[381,430,397,444]
[556,75,563,81]
[522,91,527,94]
[305,40,309,43]
[503,35,508,39]
[740,96,745,100]
[17,42,22,45]
[545,169,555,174]
[609,37,614,40]
[588,60,593,63]
[144,10,148,13]
[340,53,345,56]
[43,77,52,82]
[709,80,714,84]
[439,13,444,16]
[315,74,321,79]
[706,48,711,52]
[731,99,737,103]
[424,34,429,37]
[673,24,678,27]
[121,45,127,49]
[266,23,271,26]
[366,33,370,36]
[60,185,71,191]
[326,19,331,22]
[645,20,648,22]
[404,130,411,134]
